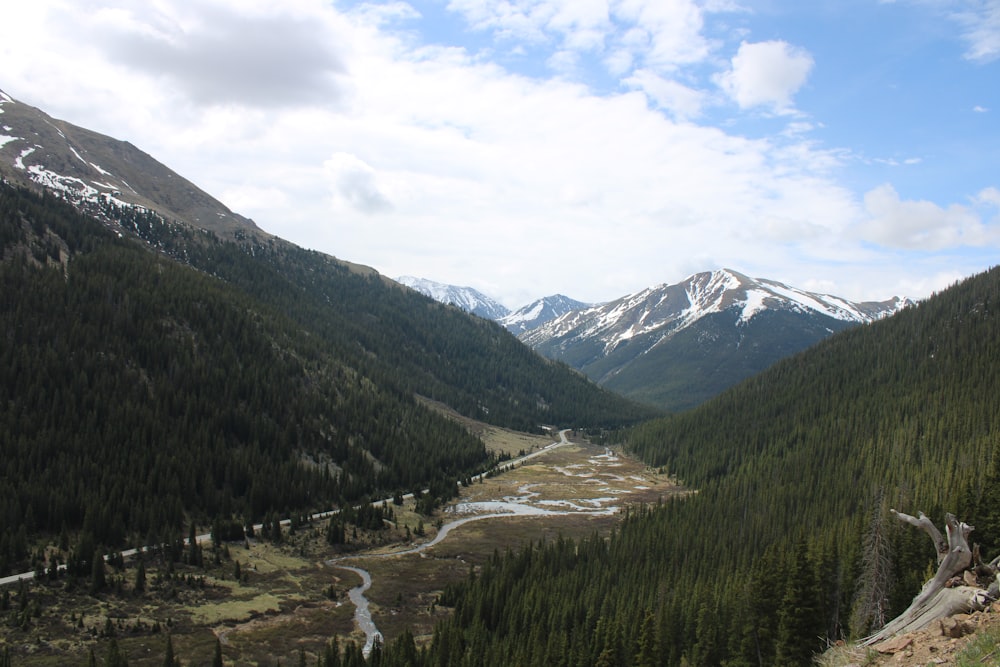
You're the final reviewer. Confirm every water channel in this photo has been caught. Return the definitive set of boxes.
[329,498,617,657]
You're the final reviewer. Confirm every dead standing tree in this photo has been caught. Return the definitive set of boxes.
[863,510,997,645]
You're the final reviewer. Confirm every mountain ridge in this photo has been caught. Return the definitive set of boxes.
[523,268,911,352]
[499,294,591,335]
[395,275,510,320]
[522,268,912,410]
[0,88,260,237]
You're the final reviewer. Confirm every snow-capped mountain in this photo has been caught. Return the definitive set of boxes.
[522,269,912,411]
[499,294,592,335]
[396,276,511,320]
[0,88,258,237]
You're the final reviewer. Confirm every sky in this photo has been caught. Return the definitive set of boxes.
[1,0,999,308]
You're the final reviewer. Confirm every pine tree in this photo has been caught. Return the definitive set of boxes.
[851,493,893,637]
[775,541,823,666]
[135,560,146,594]
[90,549,106,594]
[105,638,129,667]
[163,634,178,667]
[635,610,659,667]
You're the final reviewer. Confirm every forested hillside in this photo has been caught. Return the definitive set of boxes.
[0,183,654,577]
[406,266,1000,666]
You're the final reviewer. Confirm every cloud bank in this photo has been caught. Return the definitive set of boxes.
[1,0,997,307]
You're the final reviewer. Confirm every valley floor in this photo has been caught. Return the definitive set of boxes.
[0,430,681,666]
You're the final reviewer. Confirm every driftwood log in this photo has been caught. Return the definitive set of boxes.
[863,511,996,645]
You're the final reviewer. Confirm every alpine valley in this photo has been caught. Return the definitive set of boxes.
[4,85,1000,667]
[0,87,655,574]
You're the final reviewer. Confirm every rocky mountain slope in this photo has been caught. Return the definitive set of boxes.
[499,294,591,335]
[0,88,258,237]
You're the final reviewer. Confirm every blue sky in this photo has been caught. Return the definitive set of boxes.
[1,0,998,306]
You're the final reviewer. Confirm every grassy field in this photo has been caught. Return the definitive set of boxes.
[0,430,681,666]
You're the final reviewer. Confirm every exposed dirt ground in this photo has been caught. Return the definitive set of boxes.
[823,604,1000,666]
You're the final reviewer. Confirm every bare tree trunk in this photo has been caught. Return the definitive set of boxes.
[850,496,894,636]
[862,511,993,646]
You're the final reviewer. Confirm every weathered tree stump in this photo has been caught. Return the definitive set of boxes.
[863,511,995,646]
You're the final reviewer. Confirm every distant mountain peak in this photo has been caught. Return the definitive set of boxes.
[520,268,912,411]
[396,276,510,320]
[500,294,592,335]
[677,268,912,328]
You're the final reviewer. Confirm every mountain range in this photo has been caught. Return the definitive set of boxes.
[522,268,911,410]
[499,294,592,335]
[396,276,591,335]
[400,268,912,411]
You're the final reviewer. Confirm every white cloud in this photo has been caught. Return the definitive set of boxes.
[623,69,704,118]
[862,183,999,249]
[220,185,289,213]
[953,0,1000,62]
[891,0,1000,63]
[445,0,721,76]
[445,0,566,43]
[611,0,713,71]
[717,40,814,113]
[324,153,393,214]
[82,0,349,109]
[977,186,1000,209]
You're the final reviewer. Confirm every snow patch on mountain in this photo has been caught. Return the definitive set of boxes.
[68,144,88,165]
[15,146,35,169]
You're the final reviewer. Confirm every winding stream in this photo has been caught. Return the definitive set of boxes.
[330,499,618,657]
[329,432,630,658]
[335,565,381,656]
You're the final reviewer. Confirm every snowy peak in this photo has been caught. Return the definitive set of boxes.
[394,276,590,330]
[682,269,912,326]
[396,276,510,320]
[500,294,591,335]
[520,268,913,411]
[522,268,910,353]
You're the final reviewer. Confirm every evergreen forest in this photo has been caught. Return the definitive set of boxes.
[0,183,655,577]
